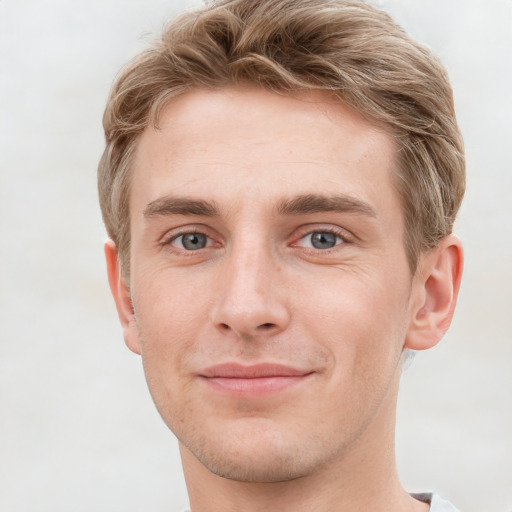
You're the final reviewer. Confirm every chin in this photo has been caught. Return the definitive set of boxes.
[176,417,340,483]
[195,445,314,483]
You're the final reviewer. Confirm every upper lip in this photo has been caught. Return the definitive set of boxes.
[200,363,312,379]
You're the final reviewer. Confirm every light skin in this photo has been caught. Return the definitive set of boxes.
[106,87,463,512]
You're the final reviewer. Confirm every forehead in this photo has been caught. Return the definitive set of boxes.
[130,87,398,216]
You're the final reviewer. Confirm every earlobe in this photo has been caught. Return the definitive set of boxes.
[104,239,141,355]
[405,234,464,351]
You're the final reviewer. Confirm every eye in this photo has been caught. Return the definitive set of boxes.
[301,231,344,250]
[172,232,209,250]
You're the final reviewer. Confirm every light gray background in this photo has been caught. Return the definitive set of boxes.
[1,1,511,511]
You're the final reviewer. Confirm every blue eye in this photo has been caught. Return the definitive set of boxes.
[173,233,208,250]
[304,231,342,249]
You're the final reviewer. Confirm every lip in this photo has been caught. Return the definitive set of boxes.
[199,363,314,397]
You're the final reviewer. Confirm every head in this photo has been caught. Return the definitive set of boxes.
[100,0,464,487]
[99,0,465,281]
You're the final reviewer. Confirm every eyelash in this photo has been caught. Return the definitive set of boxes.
[161,226,212,247]
[160,225,353,254]
[293,226,353,251]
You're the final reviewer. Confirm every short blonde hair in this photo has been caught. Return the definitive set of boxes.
[98,0,465,278]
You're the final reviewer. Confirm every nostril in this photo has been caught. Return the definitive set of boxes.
[259,323,275,330]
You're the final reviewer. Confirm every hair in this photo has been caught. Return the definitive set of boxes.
[98,0,465,280]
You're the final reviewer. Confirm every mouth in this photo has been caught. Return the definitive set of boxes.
[199,363,314,397]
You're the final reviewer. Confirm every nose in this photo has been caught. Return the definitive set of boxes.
[210,242,291,339]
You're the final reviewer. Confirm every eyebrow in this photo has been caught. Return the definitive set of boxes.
[276,193,377,218]
[143,196,220,219]
[142,193,376,220]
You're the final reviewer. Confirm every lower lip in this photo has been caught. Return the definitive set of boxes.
[201,375,311,397]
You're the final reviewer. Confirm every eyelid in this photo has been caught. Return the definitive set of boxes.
[158,223,355,253]
[291,224,355,247]
[159,224,217,247]
[171,233,211,250]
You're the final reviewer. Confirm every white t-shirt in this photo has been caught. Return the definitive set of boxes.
[412,493,460,511]
[182,494,459,512]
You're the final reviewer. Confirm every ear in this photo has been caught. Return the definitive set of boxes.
[104,239,141,355]
[405,234,463,351]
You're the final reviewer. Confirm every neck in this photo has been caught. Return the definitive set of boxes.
[180,373,428,512]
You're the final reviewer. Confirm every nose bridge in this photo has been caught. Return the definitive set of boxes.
[229,238,266,299]
[212,233,289,337]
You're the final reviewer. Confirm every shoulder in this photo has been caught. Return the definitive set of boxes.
[412,493,460,512]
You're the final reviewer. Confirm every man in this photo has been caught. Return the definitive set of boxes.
[98,1,464,510]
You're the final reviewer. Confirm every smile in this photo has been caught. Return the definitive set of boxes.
[199,363,314,397]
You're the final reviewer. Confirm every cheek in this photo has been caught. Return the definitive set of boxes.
[131,269,211,424]
[293,265,410,373]
[131,265,214,368]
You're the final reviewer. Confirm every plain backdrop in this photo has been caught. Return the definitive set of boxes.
[0,1,511,511]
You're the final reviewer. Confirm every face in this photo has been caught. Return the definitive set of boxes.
[121,87,421,482]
